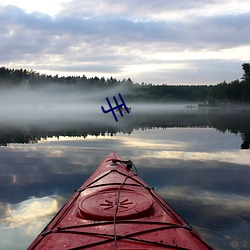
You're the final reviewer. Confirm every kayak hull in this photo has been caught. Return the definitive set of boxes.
[28,152,213,249]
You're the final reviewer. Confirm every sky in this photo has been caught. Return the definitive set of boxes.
[0,0,250,85]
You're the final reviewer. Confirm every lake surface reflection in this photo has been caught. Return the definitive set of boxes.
[0,107,250,249]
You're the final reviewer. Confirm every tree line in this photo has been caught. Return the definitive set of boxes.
[208,63,250,105]
[0,63,249,104]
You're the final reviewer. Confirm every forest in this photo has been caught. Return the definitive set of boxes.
[0,63,250,105]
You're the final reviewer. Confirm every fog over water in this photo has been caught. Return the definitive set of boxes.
[0,85,102,121]
[0,84,250,249]
[0,85,196,125]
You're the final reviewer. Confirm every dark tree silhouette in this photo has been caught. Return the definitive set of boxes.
[0,63,250,104]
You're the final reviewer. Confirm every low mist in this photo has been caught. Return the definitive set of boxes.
[0,84,197,127]
[0,84,122,123]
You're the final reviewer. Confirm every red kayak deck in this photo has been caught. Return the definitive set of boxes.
[28,152,213,249]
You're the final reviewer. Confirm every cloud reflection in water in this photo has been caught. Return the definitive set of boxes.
[0,127,250,249]
[0,196,61,250]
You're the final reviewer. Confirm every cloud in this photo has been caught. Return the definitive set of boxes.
[0,196,59,228]
[0,196,61,249]
[8,5,248,49]
[157,186,250,216]
[58,0,239,19]
[0,1,250,84]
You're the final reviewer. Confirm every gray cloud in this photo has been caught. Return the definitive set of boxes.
[1,4,249,47]
[0,1,249,84]
[59,0,216,18]
[185,13,250,49]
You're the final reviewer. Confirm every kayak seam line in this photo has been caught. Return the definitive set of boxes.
[82,170,114,189]
[29,190,82,249]
[40,191,82,239]
[148,189,186,225]
[147,190,213,249]
[54,225,191,235]
[56,220,181,230]
[81,182,142,190]
[54,225,191,250]
[78,169,151,193]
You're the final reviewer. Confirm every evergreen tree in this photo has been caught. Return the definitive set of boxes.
[242,63,250,83]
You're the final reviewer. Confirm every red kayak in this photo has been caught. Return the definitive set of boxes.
[28,152,213,249]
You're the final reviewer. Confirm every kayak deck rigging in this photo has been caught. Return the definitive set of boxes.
[43,224,193,250]
[28,153,213,249]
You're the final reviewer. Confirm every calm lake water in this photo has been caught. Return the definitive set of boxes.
[0,105,250,249]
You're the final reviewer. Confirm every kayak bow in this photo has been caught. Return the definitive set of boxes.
[28,152,213,249]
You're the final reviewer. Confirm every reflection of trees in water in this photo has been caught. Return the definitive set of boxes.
[241,134,250,149]
[0,131,38,146]
[203,109,250,150]
[0,109,249,149]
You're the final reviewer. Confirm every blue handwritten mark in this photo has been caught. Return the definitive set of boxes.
[101,93,130,122]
